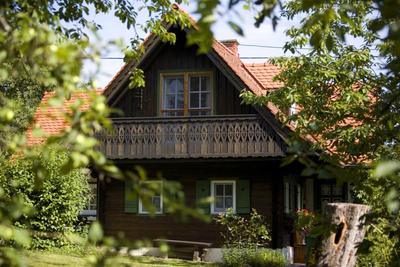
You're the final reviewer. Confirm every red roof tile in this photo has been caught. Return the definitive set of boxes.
[26,89,103,145]
[244,63,283,90]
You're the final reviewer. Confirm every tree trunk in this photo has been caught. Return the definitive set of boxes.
[316,203,370,267]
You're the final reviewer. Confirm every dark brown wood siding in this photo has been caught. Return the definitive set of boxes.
[99,160,290,247]
[112,30,256,117]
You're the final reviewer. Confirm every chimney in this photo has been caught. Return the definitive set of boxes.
[221,39,239,57]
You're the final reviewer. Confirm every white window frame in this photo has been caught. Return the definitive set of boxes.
[188,75,212,115]
[289,103,297,116]
[284,182,290,214]
[210,180,236,214]
[138,181,163,215]
[81,183,97,217]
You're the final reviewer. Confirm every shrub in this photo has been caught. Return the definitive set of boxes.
[215,209,271,248]
[223,247,251,267]
[223,247,286,267]
[0,148,90,249]
[248,249,287,267]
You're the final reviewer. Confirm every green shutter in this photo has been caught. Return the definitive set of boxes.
[236,180,250,214]
[163,180,180,214]
[124,180,138,213]
[196,180,210,214]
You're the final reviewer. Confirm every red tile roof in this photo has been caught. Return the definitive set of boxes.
[26,89,103,145]
[244,63,283,90]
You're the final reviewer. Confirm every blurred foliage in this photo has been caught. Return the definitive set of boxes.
[215,209,271,248]
[0,78,48,153]
[1,0,400,265]
[0,148,90,249]
[0,0,197,265]
[238,0,400,265]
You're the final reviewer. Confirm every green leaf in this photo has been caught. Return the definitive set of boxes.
[228,21,244,36]
[373,161,400,178]
[385,188,399,214]
[88,221,103,243]
[13,228,31,247]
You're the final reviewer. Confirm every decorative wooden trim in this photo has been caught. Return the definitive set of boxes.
[95,114,286,159]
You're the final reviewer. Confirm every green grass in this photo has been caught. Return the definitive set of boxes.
[25,249,218,267]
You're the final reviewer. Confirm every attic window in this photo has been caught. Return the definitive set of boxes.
[160,72,212,116]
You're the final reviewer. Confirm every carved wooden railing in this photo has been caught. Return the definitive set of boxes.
[96,115,286,159]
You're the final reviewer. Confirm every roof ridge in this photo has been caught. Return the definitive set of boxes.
[245,62,272,66]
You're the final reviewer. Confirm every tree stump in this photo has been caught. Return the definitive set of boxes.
[316,203,370,267]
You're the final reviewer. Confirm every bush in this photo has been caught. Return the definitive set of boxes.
[215,209,271,248]
[0,148,90,249]
[248,249,287,267]
[223,247,250,267]
[223,247,286,267]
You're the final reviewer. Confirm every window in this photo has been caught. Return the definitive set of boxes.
[161,72,212,116]
[189,76,212,116]
[289,103,297,116]
[162,76,184,116]
[284,179,303,214]
[138,181,163,214]
[211,181,236,214]
[320,183,344,212]
[81,183,97,217]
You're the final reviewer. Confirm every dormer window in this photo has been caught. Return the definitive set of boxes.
[160,72,212,116]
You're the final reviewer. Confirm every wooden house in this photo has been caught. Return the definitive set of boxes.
[27,5,351,250]
[93,7,351,248]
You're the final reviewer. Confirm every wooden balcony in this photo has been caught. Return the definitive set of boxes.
[96,115,286,159]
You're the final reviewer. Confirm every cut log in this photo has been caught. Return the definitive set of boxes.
[316,203,370,267]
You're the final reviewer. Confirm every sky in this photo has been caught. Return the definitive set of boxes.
[82,2,299,88]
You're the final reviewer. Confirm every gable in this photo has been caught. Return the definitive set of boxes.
[111,29,257,117]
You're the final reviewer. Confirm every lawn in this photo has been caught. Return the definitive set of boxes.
[25,249,217,267]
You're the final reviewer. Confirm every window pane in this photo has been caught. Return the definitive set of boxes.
[224,184,233,196]
[190,93,200,108]
[163,76,184,112]
[332,185,342,196]
[215,196,224,209]
[200,92,210,108]
[153,196,161,211]
[165,79,176,94]
[215,184,224,196]
[190,77,199,92]
[225,197,233,208]
[177,93,184,109]
[165,95,176,109]
[201,77,210,91]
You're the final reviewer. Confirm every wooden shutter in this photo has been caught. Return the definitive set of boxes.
[124,180,138,213]
[163,180,179,214]
[196,180,210,214]
[236,180,250,214]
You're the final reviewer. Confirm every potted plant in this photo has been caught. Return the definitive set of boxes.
[294,209,316,244]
